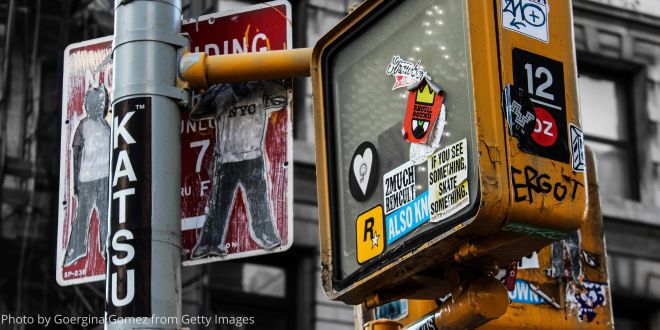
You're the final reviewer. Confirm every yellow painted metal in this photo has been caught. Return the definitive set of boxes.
[178,48,312,90]
[480,147,613,329]
[364,320,402,330]
[311,0,586,306]
[497,0,587,234]
[397,277,508,330]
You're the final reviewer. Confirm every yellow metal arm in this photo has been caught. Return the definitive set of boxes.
[179,48,313,90]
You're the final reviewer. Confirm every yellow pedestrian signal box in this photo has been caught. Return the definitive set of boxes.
[312,0,587,305]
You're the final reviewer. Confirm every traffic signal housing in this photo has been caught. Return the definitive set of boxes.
[312,0,587,305]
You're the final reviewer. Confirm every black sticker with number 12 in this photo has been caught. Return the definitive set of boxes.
[512,48,569,164]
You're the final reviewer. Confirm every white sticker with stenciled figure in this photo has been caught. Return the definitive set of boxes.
[502,0,549,43]
[383,162,416,215]
[428,139,469,222]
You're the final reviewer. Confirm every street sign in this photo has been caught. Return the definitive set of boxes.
[57,36,113,286]
[312,0,587,304]
[180,0,293,266]
[57,0,294,285]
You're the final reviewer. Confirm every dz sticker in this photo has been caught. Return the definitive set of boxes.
[356,205,385,264]
[349,142,379,201]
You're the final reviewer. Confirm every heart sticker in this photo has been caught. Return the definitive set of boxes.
[349,142,379,201]
[353,149,373,194]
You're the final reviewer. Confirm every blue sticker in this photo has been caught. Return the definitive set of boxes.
[386,191,429,244]
[509,279,544,305]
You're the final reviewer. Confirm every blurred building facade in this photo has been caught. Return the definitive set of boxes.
[0,0,659,329]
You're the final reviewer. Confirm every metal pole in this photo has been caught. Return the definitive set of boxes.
[179,48,312,90]
[107,0,186,328]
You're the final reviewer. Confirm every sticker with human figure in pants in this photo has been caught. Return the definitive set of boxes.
[57,36,113,286]
[180,1,294,265]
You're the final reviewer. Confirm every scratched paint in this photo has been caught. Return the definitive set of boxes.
[57,37,113,285]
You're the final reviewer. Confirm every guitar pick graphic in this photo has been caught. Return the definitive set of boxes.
[349,142,379,201]
[353,149,373,195]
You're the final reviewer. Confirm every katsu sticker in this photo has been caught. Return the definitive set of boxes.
[386,55,428,90]
[383,162,416,214]
[428,139,469,222]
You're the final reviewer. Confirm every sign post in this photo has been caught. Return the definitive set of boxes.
[106,0,186,328]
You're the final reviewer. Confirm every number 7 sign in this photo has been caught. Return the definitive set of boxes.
[179,1,293,266]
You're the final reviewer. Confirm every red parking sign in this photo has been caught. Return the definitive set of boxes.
[57,36,113,285]
[180,1,293,265]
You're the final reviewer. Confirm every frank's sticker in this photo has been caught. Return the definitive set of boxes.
[403,78,444,145]
[356,205,385,264]
[385,55,427,90]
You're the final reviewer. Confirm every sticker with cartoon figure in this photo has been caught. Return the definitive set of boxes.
[428,139,469,222]
[349,142,380,201]
[356,205,385,264]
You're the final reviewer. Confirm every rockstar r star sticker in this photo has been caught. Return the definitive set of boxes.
[356,205,385,264]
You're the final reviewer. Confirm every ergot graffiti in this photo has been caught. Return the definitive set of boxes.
[511,165,583,203]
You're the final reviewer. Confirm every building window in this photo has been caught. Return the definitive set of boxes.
[577,71,638,200]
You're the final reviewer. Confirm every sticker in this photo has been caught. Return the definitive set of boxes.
[518,251,540,269]
[570,124,586,172]
[107,97,152,317]
[502,222,568,240]
[349,142,379,201]
[383,162,416,214]
[549,231,582,282]
[503,261,518,291]
[582,250,601,269]
[375,299,409,321]
[403,78,444,145]
[509,279,544,305]
[566,281,608,323]
[428,139,469,222]
[386,191,429,244]
[385,55,427,90]
[503,84,536,139]
[407,314,438,330]
[408,104,446,164]
[512,48,569,163]
[502,0,549,43]
[356,205,385,264]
